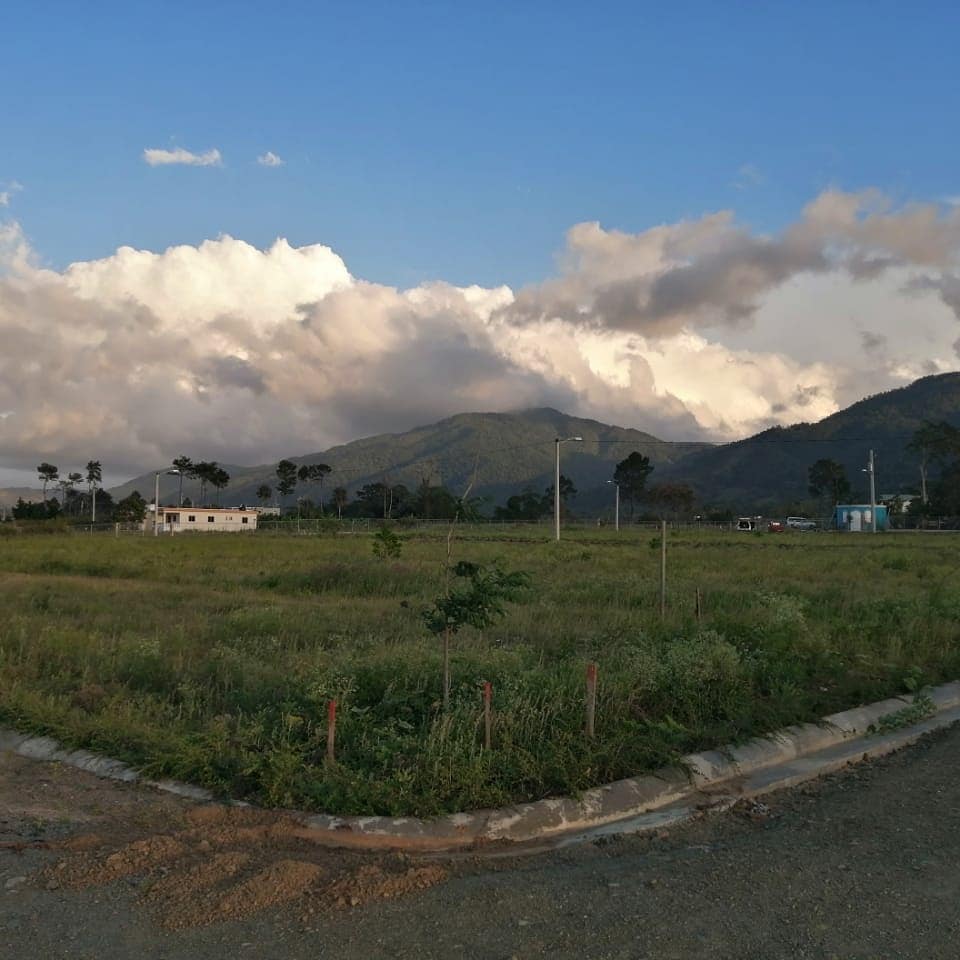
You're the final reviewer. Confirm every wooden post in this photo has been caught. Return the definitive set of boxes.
[442,628,451,712]
[326,699,337,765]
[695,587,703,623]
[585,663,598,738]
[660,519,667,618]
[483,681,492,750]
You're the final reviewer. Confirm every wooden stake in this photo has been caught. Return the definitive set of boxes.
[695,587,703,623]
[442,628,451,712]
[326,699,337,765]
[585,663,598,738]
[660,519,667,618]
[483,681,492,750]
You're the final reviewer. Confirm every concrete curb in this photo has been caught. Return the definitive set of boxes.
[3,681,959,852]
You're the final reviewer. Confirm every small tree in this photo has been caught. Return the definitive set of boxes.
[37,462,59,502]
[372,525,403,560]
[614,452,654,518]
[115,490,147,524]
[256,483,273,507]
[808,459,851,506]
[276,459,298,507]
[423,561,529,711]
[333,486,348,520]
[644,482,695,519]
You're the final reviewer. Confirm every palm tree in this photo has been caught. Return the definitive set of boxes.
[37,462,59,502]
[193,461,217,505]
[86,460,102,521]
[210,467,230,506]
[171,456,193,507]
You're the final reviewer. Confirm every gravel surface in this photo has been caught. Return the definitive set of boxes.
[3,723,960,959]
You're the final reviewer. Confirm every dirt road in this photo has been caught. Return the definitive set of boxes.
[3,724,960,959]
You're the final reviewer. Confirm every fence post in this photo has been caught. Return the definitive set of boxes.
[585,663,598,738]
[695,587,702,623]
[326,699,337,765]
[660,519,667,617]
[483,681,492,750]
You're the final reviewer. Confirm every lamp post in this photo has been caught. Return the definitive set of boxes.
[606,480,620,532]
[155,468,180,536]
[554,436,583,541]
[863,449,877,533]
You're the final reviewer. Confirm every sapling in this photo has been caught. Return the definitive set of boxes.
[423,560,529,711]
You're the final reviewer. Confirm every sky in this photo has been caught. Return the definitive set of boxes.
[2,1,960,487]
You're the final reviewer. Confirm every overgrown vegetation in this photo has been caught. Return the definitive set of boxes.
[1,529,958,816]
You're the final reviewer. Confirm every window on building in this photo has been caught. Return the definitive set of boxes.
[242,517,248,524]
[208,516,215,523]
[188,515,196,522]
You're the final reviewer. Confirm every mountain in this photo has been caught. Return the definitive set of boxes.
[109,409,709,509]
[660,373,960,509]
[0,487,44,509]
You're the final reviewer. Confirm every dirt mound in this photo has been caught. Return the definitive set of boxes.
[143,851,251,928]
[308,863,448,911]
[40,803,449,928]
[49,835,188,888]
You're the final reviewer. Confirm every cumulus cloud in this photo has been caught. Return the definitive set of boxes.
[504,190,960,337]
[1,187,959,481]
[257,151,284,167]
[143,147,223,167]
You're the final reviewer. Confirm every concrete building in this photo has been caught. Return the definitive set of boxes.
[159,506,258,532]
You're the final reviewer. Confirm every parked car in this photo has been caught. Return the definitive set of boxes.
[785,516,817,530]
[768,520,785,532]
[736,517,760,531]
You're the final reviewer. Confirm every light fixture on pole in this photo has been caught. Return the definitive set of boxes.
[554,436,583,541]
[155,469,181,537]
[862,449,877,533]
[606,479,620,532]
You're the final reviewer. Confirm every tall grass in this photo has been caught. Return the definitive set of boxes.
[1,529,959,815]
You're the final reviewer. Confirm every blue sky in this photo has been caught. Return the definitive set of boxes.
[4,1,959,289]
[3,2,960,491]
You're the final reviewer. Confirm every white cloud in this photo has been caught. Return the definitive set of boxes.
[257,151,284,168]
[0,180,23,207]
[2,188,959,479]
[734,163,764,189]
[142,147,223,167]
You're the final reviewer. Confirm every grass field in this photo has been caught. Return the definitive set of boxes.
[1,526,959,816]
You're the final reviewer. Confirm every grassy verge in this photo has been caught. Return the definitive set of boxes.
[1,528,958,816]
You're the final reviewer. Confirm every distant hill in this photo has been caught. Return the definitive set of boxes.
[660,373,960,509]
[0,487,44,509]
[110,409,709,509]
[105,372,960,515]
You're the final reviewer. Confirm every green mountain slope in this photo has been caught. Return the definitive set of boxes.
[661,372,960,509]
[110,409,708,509]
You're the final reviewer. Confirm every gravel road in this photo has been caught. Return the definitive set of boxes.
[3,723,960,959]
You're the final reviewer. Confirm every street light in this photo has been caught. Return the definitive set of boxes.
[554,436,583,541]
[862,449,877,533]
[606,480,620,532]
[155,468,181,536]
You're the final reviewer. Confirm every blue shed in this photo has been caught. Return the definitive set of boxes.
[834,504,889,532]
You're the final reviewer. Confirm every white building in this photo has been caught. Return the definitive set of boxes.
[159,506,258,532]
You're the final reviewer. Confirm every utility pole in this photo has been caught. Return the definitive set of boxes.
[554,436,583,541]
[607,480,619,531]
[867,449,877,533]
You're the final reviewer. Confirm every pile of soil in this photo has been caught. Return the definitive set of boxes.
[38,802,448,928]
